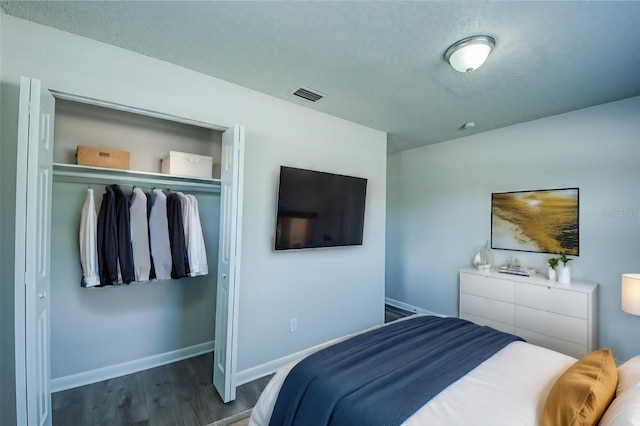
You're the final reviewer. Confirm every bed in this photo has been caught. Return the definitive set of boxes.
[249,315,640,426]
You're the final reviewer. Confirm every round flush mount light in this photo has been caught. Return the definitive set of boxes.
[444,35,496,73]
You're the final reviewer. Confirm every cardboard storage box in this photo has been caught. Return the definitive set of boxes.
[76,145,130,170]
[161,151,213,179]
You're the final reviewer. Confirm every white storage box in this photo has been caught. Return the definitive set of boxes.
[161,151,213,179]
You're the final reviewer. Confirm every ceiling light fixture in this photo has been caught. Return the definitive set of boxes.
[445,35,496,73]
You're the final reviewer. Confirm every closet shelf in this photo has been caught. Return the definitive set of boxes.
[52,163,221,193]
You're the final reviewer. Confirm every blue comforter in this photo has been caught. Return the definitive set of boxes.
[270,315,523,426]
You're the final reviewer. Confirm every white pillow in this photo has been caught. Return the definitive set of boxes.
[600,355,640,426]
[617,354,640,395]
[599,387,640,425]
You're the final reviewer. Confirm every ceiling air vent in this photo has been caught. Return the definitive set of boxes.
[290,86,325,103]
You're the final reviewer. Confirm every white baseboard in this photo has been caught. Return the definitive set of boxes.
[51,341,214,393]
[235,344,318,386]
[385,297,446,317]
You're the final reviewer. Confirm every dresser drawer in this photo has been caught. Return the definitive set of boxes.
[515,283,587,319]
[516,305,588,345]
[516,328,588,359]
[460,293,515,325]
[460,313,515,335]
[460,273,514,303]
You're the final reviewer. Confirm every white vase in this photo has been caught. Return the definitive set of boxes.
[473,244,493,270]
[548,267,557,282]
[558,265,571,284]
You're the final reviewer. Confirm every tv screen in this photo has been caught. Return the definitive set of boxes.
[274,166,367,250]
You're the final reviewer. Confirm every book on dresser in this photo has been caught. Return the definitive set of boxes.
[498,265,536,277]
[458,267,598,359]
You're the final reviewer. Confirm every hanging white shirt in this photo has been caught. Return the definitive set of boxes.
[186,194,208,276]
[79,188,99,287]
[176,192,208,277]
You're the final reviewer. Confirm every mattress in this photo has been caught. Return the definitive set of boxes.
[249,315,576,426]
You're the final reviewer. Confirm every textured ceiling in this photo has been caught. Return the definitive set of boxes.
[2,1,640,152]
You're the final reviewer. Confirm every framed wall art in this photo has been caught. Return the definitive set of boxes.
[491,188,579,255]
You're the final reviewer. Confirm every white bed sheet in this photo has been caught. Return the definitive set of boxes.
[250,317,576,426]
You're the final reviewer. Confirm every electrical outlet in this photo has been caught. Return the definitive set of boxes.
[290,317,298,333]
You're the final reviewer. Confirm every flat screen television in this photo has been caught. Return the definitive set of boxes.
[274,166,367,250]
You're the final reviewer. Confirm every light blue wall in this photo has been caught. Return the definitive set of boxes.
[238,126,386,373]
[386,96,640,361]
[0,11,20,424]
[0,9,6,423]
[50,182,219,380]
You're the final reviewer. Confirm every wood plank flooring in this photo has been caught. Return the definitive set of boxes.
[52,354,272,426]
[385,304,415,323]
[53,304,413,426]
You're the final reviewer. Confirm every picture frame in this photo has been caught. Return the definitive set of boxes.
[491,188,579,255]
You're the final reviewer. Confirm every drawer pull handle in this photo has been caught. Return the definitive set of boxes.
[99,152,111,157]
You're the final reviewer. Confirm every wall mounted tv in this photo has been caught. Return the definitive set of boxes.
[274,166,367,250]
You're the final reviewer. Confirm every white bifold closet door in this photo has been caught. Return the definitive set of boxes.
[213,124,245,403]
[15,76,55,426]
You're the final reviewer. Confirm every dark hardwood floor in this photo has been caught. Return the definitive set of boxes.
[385,303,415,323]
[53,304,413,426]
[52,354,272,426]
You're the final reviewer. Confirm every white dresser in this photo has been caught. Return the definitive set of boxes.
[459,267,598,358]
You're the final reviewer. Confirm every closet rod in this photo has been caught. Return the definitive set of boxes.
[52,163,221,194]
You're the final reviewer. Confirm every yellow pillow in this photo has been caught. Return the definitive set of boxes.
[541,348,618,426]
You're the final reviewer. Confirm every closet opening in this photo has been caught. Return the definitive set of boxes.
[50,97,224,397]
[16,77,244,425]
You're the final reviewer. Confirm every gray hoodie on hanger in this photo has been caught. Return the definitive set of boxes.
[149,189,173,280]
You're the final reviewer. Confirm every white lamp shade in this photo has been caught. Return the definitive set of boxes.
[622,274,640,315]
[445,36,495,73]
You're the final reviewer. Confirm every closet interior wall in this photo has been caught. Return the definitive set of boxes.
[54,99,222,175]
[51,99,223,390]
